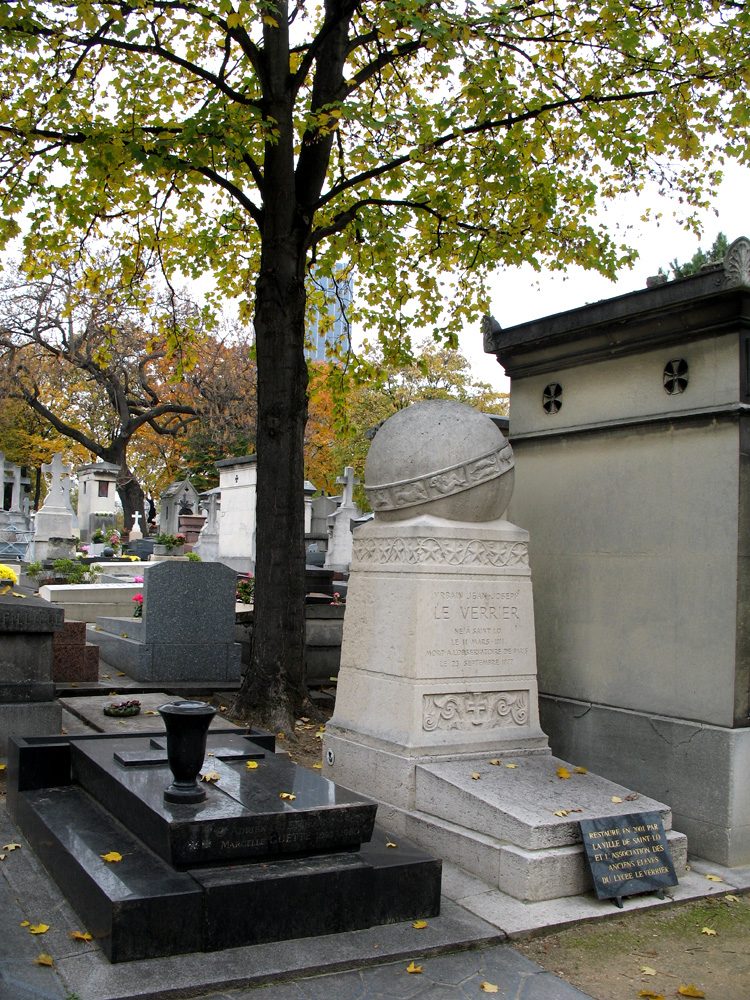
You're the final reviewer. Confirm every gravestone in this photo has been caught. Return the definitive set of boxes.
[8,721,441,962]
[193,489,220,561]
[0,593,63,753]
[92,560,242,681]
[324,466,362,574]
[32,452,77,562]
[324,400,687,902]
[52,620,99,683]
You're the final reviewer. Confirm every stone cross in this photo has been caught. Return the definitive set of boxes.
[41,453,73,511]
[132,511,142,532]
[336,466,359,509]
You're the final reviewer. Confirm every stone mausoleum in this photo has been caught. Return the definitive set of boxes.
[484,236,750,867]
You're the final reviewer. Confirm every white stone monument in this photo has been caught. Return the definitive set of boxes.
[215,455,256,572]
[32,453,78,562]
[324,466,361,574]
[324,400,687,902]
[77,461,119,541]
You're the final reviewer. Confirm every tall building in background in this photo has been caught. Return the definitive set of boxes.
[305,269,353,363]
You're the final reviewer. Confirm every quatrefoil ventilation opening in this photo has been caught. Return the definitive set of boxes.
[542,382,563,414]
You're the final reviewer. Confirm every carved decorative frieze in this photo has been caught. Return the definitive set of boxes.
[423,691,529,731]
[366,442,514,512]
[354,536,528,568]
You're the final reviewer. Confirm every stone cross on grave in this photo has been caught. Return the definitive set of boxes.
[131,511,142,532]
[336,466,359,509]
[41,452,73,512]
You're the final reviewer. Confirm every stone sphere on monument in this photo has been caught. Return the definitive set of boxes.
[364,399,514,522]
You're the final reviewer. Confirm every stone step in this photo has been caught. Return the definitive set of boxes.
[93,615,143,639]
[415,754,674,852]
[378,801,688,903]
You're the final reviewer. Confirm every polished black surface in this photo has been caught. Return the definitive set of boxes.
[72,732,377,865]
[580,812,678,902]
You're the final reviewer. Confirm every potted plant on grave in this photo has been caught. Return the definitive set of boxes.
[153,532,186,555]
[0,563,19,595]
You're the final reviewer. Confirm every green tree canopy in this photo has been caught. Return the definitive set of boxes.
[0,1,748,726]
[663,232,730,279]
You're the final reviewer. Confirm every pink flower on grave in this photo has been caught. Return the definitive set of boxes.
[132,592,143,618]
[133,576,144,584]
[132,593,143,604]
[175,534,186,544]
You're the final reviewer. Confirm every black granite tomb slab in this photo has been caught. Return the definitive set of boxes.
[195,829,442,950]
[71,732,377,866]
[13,785,203,962]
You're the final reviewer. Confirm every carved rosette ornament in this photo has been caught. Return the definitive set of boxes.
[723,236,750,288]
[422,691,529,731]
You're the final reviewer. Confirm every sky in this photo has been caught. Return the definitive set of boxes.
[461,160,750,395]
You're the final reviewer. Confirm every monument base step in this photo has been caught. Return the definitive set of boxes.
[376,800,687,903]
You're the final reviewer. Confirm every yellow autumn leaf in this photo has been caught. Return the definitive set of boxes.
[488,759,501,766]
[29,923,49,935]
[701,927,717,936]
[245,760,259,770]
[144,710,158,716]
[70,930,93,942]
[412,920,428,929]
[574,766,588,774]
[406,960,423,974]
[611,796,623,803]
[725,894,740,902]
[279,792,296,801]
[2,843,21,851]
[0,763,6,771]
[553,809,570,817]
[35,953,54,967]
[386,840,398,848]
[313,762,322,769]
[637,991,664,999]
[505,763,517,769]
[263,14,279,27]
[556,766,571,779]
[640,965,657,975]
[226,12,240,28]
[471,771,481,780]
[0,854,6,861]
[677,986,705,998]
[100,851,123,863]
[201,771,221,783]
[480,983,499,993]
[20,920,30,927]
[704,874,723,882]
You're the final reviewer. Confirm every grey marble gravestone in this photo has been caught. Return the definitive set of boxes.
[93,561,242,682]
[0,593,63,753]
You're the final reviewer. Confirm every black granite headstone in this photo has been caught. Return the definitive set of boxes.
[580,811,678,904]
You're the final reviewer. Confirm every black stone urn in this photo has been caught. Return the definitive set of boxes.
[158,700,217,804]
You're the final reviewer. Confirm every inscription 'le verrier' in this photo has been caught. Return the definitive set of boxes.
[425,589,528,670]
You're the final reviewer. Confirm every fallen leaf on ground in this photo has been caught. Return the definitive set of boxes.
[489,759,501,766]
[505,763,518,769]
[556,766,572,779]
[386,840,397,848]
[553,809,571,817]
[637,991,664,999]
[471,771,481,780]
[279,792,296,801]
[277,731,285,739]
[574,766,588,774]
[245,760,259,770]
[677,986,705,998]
[0,854,6,861]
[640,965,657,975]
[219,705,227,713]
[201,771,221,783]
[312,762,322,769]
[611,796,623,803]
[2,843,21,851]
[0,763,6,771]
[144,710,158,716]
[725,894,740,903]
[70,930,92,942]
[480,982,499,993]
[406,961,422,974]
[20,920,30,927]
[35,953,54,967]
[700,927,717,936]
[29,923,49,935]
[412,920,428,929]
[100,851,123,863]
[704,874,723,882]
